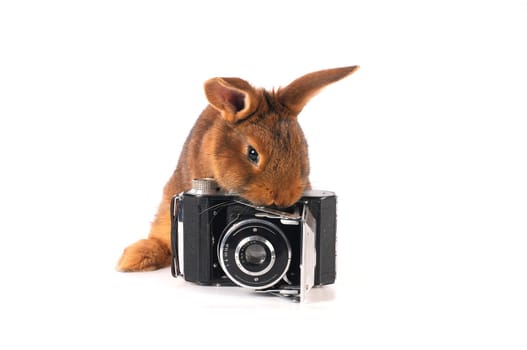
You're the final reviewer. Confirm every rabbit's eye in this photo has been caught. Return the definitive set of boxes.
[247,146,259,164]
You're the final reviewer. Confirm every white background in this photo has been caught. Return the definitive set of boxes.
[1,0,526,349]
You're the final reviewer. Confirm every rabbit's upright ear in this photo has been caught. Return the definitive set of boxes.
[278,66,360,115]
[204,77,259,123]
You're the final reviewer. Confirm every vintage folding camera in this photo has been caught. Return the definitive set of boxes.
[170,178,337,302]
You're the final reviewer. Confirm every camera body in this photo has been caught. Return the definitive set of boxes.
[170,178,337,301]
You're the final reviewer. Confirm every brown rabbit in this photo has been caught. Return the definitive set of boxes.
[117,66,359,272]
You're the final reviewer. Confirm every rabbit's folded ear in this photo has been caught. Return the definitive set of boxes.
[278,66,360,115]
[204,77,259,123]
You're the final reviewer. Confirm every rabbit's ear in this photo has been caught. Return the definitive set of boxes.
[278,66,359,115]
[204,77,259,123]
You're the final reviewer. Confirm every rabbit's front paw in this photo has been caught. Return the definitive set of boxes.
[116,238,171,272]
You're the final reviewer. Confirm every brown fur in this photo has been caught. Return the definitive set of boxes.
[117,66,359,272]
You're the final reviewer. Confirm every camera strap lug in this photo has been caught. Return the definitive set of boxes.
[170,194,183,278]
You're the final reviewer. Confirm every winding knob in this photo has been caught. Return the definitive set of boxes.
[191,178,220,195]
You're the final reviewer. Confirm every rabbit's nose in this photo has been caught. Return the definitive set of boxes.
[271,189,302,209]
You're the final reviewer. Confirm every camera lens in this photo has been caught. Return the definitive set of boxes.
[235,236,275,276]
[218,219,291,290]
[244,243,266,265]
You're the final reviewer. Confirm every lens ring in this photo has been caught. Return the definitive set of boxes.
[218,218,291,290]
[234,235,276,276]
